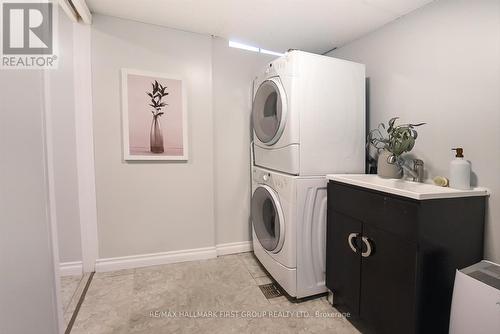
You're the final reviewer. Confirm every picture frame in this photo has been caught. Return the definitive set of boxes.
[121,68,188,161]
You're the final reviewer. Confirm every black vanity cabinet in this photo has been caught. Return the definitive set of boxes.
[326,181,486,334]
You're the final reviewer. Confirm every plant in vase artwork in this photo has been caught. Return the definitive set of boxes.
[147,80,169,153]
[367,117,425,178]
[122,69,188,161]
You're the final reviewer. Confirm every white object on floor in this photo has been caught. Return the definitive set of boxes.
[449,260,500,334]
[326,174,488,200]
[252,50,365,176]
[251,166,328,298]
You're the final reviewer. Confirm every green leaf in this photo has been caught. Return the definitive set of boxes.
[388,117,399,132]
[407,137,415,151]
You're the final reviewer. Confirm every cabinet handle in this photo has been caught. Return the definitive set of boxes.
[361,237,374,257]
[348,233,359,253]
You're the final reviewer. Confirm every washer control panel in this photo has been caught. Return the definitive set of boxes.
[253,168,272,185]
[253,168,288,190]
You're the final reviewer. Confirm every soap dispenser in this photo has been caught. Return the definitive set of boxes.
[449,148,471,190]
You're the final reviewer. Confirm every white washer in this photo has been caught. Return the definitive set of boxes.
[252,50,366,176]
[251,166,328,298]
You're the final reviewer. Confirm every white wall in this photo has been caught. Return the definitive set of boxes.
[90,15,278,258]
[50,10,82,263]
[329,0,500,262]
[0,70,60,333]
[212,37,275,245]
[91,15,215,258]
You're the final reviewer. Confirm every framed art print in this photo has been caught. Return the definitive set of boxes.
[121,69,188,161]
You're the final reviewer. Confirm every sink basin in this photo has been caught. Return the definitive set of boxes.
[326,174,488,200]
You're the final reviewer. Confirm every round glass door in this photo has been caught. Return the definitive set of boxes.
[252,78,287,145]
[251,185,285,252]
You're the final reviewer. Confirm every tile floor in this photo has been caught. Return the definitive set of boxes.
[69,253,359,334]
[61,273,91,328]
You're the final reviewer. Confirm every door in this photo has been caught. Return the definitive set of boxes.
[360,224,417,334]
[252,77,287,145]
[326,210,362,315]
[251,185,285,253]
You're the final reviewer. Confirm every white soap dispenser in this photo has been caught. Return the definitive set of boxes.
[449,147,471,190]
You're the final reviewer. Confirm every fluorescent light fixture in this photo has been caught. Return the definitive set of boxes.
[228,40,259,52]
[260,49,285,57]
[228,40,284,57]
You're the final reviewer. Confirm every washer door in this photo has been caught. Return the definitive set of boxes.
[252,77,288,145]
[251,185,285,253]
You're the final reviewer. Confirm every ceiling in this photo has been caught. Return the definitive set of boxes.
[85,0,434,54]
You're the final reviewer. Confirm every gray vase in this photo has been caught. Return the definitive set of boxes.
[150,116,164,153]
[377,150,403,179]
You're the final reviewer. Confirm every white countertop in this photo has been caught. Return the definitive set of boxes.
[326,174,488,200]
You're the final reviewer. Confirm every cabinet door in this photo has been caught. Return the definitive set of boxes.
[326,210,362,315]
[360,224,417,334]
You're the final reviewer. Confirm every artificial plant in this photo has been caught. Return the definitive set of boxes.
[367,117,425,157]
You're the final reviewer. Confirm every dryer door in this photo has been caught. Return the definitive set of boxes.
[252,77,288,145]
[251,185,285,253]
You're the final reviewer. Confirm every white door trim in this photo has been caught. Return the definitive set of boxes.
[73,23,99,273]
[42,69,64,334]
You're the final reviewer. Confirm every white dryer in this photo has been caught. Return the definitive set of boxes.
[252,50,366,176]
[251,166,328,298]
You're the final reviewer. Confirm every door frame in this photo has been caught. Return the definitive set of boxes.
[73,23,99,273]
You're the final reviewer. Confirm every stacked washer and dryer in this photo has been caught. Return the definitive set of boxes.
[250,50,365,298]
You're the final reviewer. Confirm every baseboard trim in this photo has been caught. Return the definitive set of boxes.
[60,261,83,276]
[95,246,218,272]
[94,242,253,273]
[216,241,253,256]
